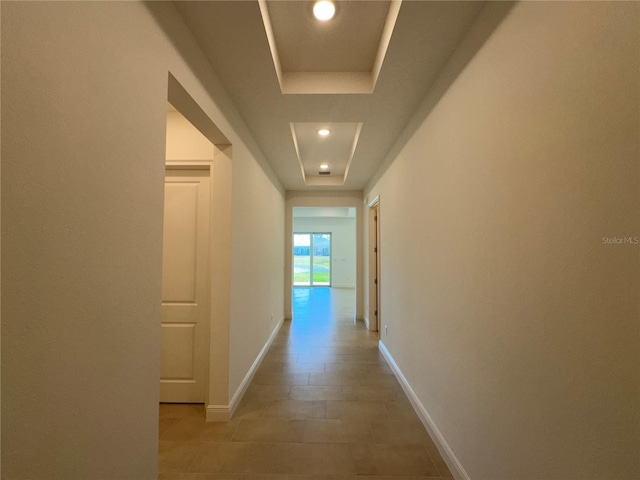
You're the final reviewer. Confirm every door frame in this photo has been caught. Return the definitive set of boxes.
[367,195,380,333]
[166,73,234,421]
[284,193,365,322]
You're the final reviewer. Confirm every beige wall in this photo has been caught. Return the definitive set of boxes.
[166,110,214,161]
[228,143,286,399]
[365,2,639,479]
[1,2,284,479]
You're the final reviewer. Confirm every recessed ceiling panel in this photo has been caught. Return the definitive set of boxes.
[173,0,490,189]
[260,0,401,94]
[269,1,390,73]
[291,122,362,186]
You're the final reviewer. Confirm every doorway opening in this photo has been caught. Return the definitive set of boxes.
[162,73,233,422]
[291,206,357,322]
[367,196,380,333]
[293,232,332,286]
[160,166,211,403]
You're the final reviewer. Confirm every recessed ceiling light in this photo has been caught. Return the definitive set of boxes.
[317,128,331,137]
[320,164,329,170]
[313,1,335,21]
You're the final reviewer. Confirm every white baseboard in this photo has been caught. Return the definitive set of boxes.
[205,404,230,422]
[378,340,470,480]
[208,316,285,421]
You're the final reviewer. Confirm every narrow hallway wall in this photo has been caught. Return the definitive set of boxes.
[365,2,639,479]
[1,2,284,478]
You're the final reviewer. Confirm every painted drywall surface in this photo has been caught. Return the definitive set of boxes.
[1,2,283,479]
[228,140,286,399]
[293,217,357,288]
[166,110,214,161]
[365,2,639,480]
[285,191,364,320]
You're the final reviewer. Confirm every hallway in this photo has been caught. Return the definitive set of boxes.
[158,288,453,478]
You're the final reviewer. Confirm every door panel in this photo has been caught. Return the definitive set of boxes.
[162,182,199,302]
[161,169,210,403]
[161,323,196,379]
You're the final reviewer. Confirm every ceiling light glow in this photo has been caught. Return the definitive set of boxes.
[313,1,335,21]
[318,128,331,137]
[320,164,329,170]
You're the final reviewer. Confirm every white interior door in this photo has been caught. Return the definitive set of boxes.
[160,168,211,403]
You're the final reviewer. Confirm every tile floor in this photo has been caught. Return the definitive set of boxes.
[158,287,453,480]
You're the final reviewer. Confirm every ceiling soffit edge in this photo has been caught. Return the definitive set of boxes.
[259,0,402,95]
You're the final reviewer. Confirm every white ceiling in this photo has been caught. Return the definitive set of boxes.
[173,0,486,191]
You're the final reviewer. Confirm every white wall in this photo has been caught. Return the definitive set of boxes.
[1,2,284,479]
[293,216,357,288]
[365,2,639,480]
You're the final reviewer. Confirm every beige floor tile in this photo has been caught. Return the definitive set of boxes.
[308,372,363,386]
[337,353,385,364]
[324,363,372,375]
[231,418,305,443]
[296,353,340,363]
[324,339,361,347]
[241,477,438,480]
[311,372,400,387]
[302,419,374,443]
[258,362,325,374]
[158,441,204,473]
[160,403,205,419]
[189,443,278,474]
[161,415,238,442]
[326,400,389,420]
[239,475,337,480]
[426,443,454,478]
[311,346,366,355]
[368,363,395,375]
[364,375,402,387]
[252,372,310,386]
[263,400,326,419]
[231,400,272,420]
[384,399,422,422]
[269,337,289,347]
[274,443,356,475]
[371,419,433,445]
[240,476,442,480]
[158,289,447,479]
[233,476,297,480]
[351,444,440,476]
[242,384,291,402]
[266,345,313,355]
[262,353,299,363]
[160,418,178,437]
[158,474,241,480]
[343,384,403,402]
[290,385,344,401]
